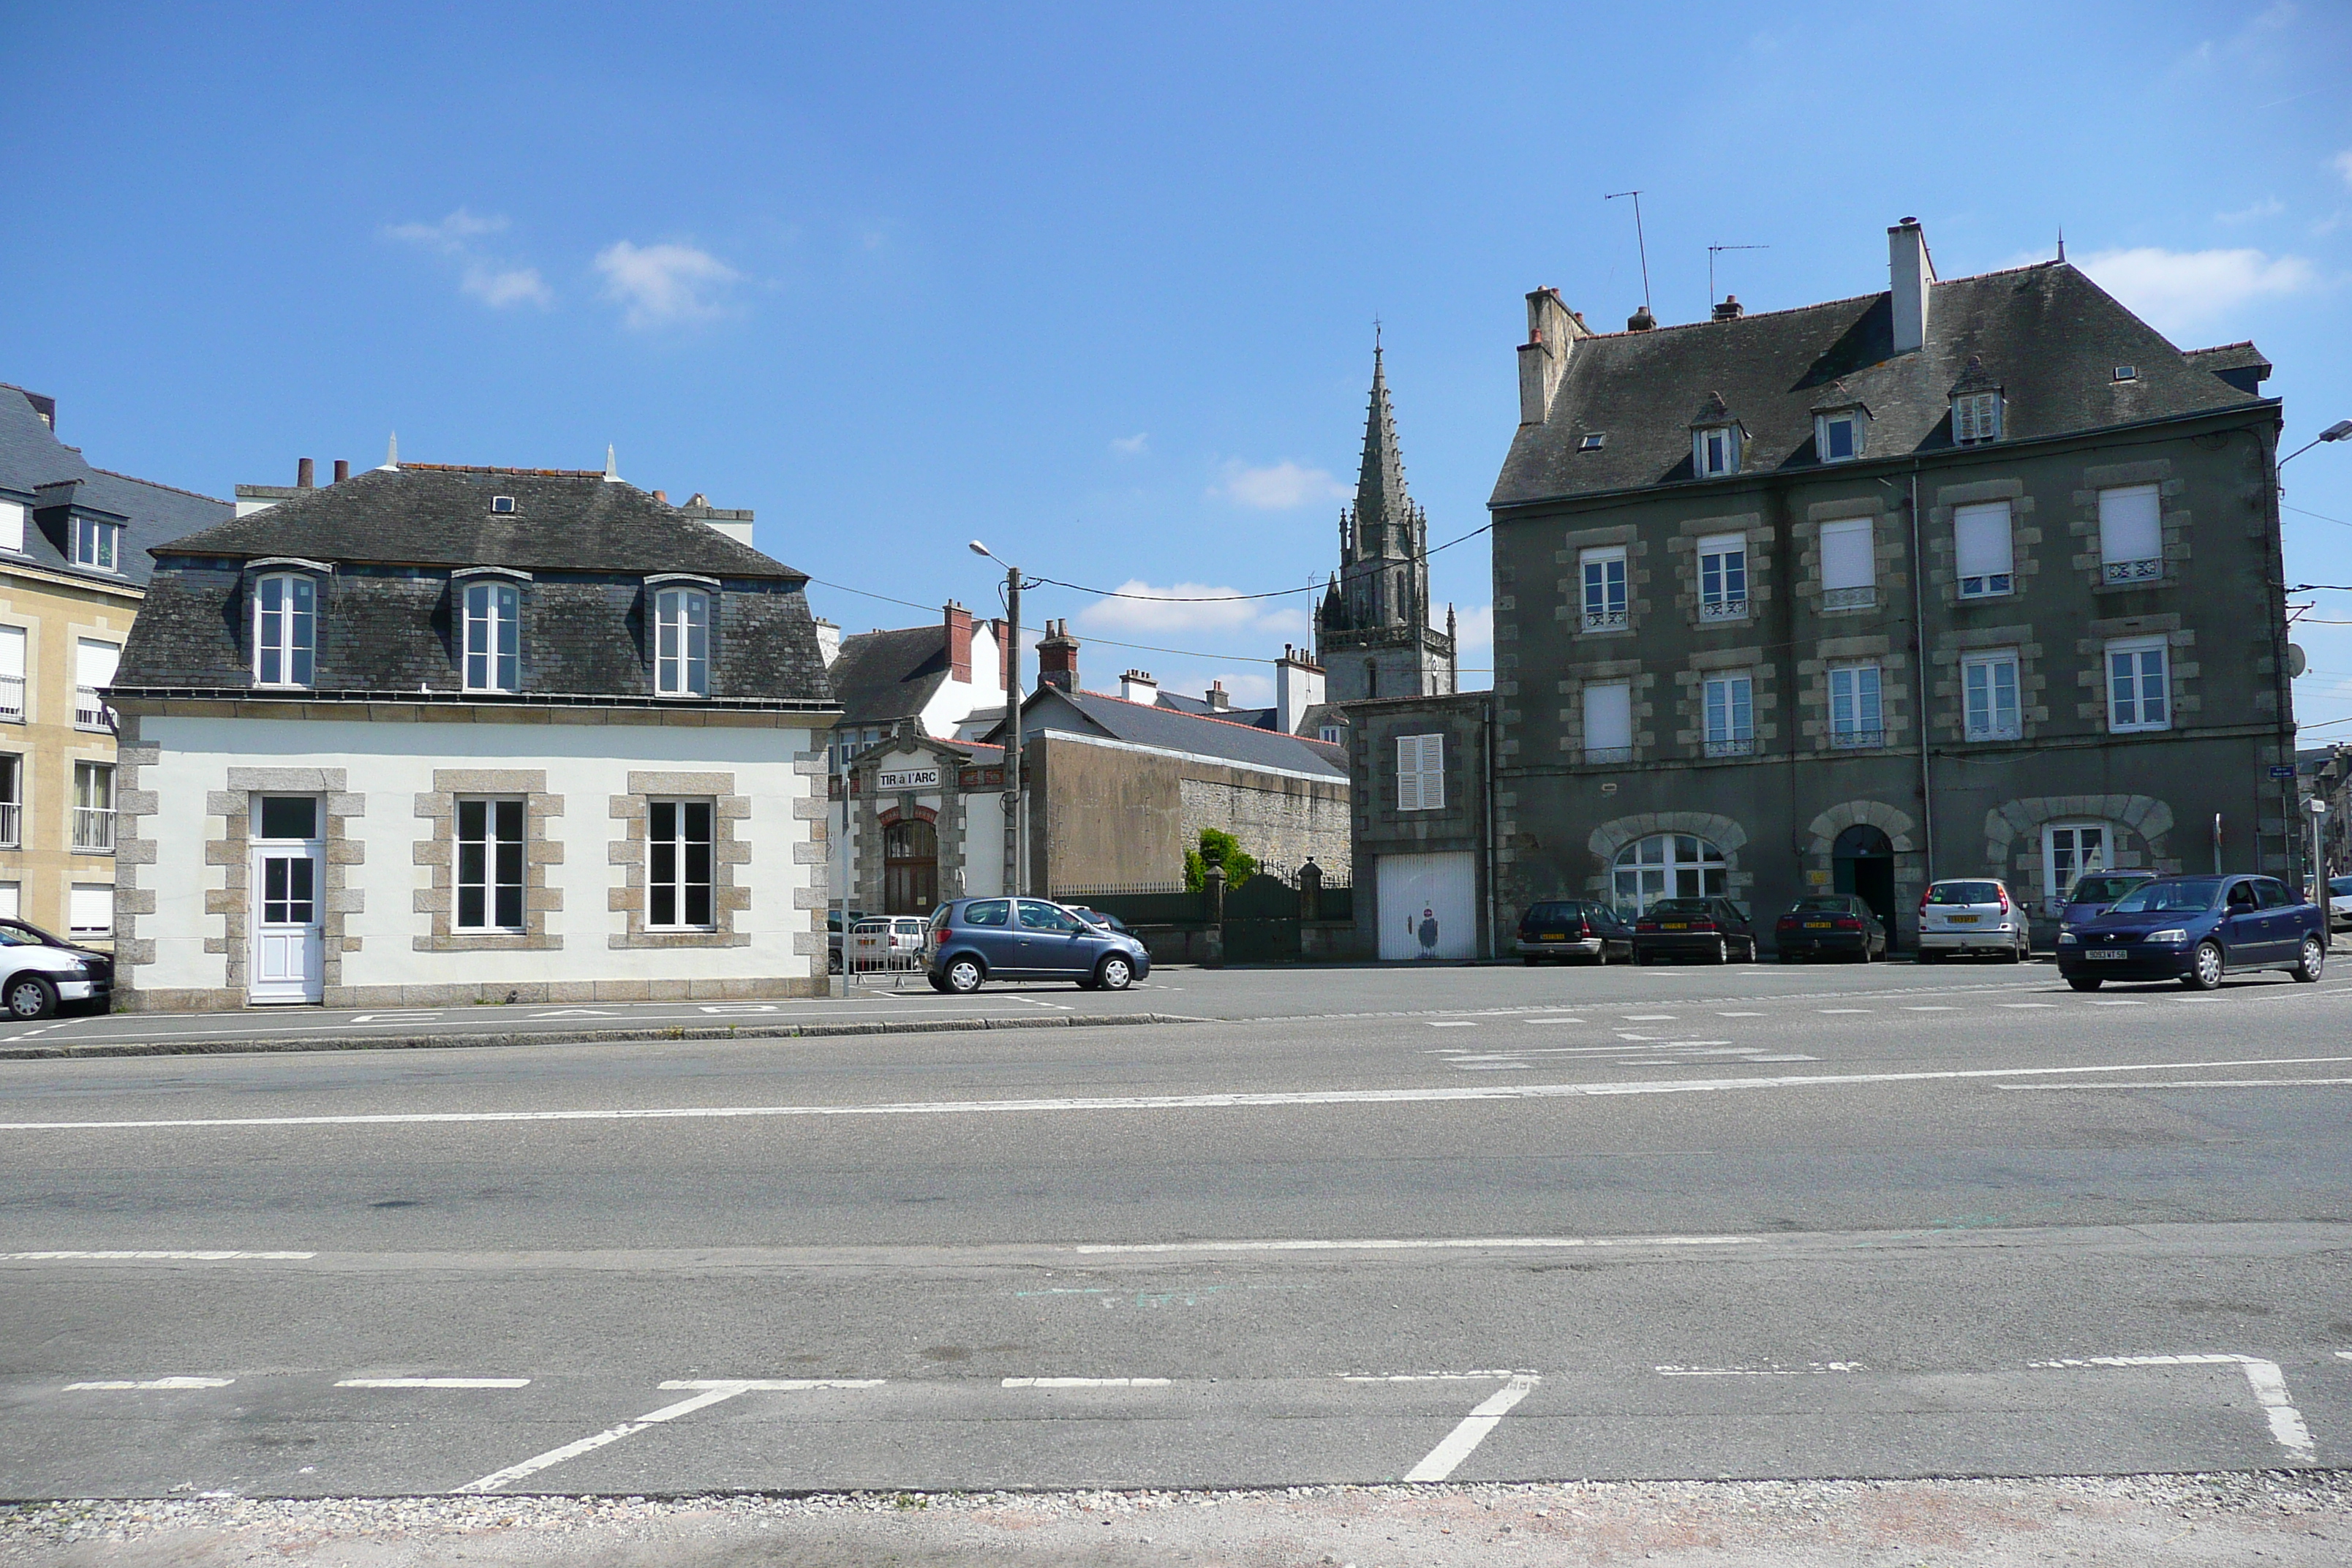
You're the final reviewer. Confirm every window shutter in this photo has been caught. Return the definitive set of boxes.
[1583,682,1632,750]
[69,883,113,934]
[1819,520,1874,591]
[0,500,20,554]
[1395,735,1422,812]
[2098,486,2162,565]
[1954,503,2013,578]
[75,638,119,689]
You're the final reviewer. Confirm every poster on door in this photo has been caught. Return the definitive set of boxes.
[1376,851,1477,962]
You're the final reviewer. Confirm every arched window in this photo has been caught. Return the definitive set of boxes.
[461,579,520,693]
[1613,833,1727,914]
[253,573,316,687]
[655,587,710,696]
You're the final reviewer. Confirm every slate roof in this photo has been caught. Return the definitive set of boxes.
[828,623,956,725]
[1007,687,1346,780]
[1493,261,2273,510]
[0,384,230,589]
[1153,688,1279,731]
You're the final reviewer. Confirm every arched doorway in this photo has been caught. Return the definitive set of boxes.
[883,818,939,915]
[1833,823,1896,935]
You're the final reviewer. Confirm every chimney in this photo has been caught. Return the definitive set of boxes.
[1275,644,1326,734]
[652,489,668,504]
[1711,294,1744,322]
[1889,216,1936,355]
[1206,679,1231,712]
[296,457,315,489]
[1518,286,1585,426]
[944,601,974,683]
[1036,618,1080,693]
[1120,668,1159,706]
[332,459,350,483]
[813,617,842,668]
[1627,304,1656,331]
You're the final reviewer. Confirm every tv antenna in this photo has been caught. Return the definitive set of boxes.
[1708,244,1768,306]
[1605,190,1652,319]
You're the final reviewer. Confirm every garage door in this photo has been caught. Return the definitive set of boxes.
[1377,851,1477,962]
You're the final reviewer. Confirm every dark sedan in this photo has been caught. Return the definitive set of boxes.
[1632,897,1757,964]
[2057,873,2326,991]
[1515,899,1635,965]
[1773,894,1887,962]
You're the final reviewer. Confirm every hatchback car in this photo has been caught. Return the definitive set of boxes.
[926,896,1152,993]
[2057,873,2326,991]
[2058,870,2157,937]
[1631,897,1757,964]
[0,919,113,1019]
[1773,894,1887,962]
[1915,878,2029,962]
[1515,899,1635,965]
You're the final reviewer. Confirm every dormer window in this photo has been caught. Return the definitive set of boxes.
[654,586,711,697]
[1687,391,1743,478]
[2113,365,2138,382]
[1949,356,2004,445]
[1810,382,1869,464]
[491,495,516,514]
[253,573,317,687]
[72,516,121,572]
[461,579,521,693]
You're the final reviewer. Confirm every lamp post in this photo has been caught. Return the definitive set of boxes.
[2280,418,2352,470]
[970,541,1035,897]
[2279,419,2348,894]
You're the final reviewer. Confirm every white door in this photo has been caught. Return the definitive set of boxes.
[1379,851,1477,962]
[250,847,323,1003]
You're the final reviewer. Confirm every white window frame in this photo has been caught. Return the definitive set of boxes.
[655,587,712,696]
[1953,502,2015,599]
[69,882,113,939]
[461,579,521,693]
[1395,734,1445,812]
[454,796,527,932]
[0,752,19,849]
[0,624,23,723]
[0,498,23,554]
[1818,519,1876,610]
[1582,681,1633,762]
[252,572,317,688]
[1962,651,2021,741]
[647,798,717,930]
[1953,391,2002,444]
[2097,484,2164,586]
[72,760,114,853]
[71,515,121,572]
[1828,663,1882,748]
[1694,425,1740,478]
[1613,833,1729,915]
[1696,533,1748,622]
[1816,411,1864,462]
[1317,723,1344,745]
[1703,674,1754,757]
[73,638,118,731]
[1580,548,1627,632]
[2106,635,2171,734]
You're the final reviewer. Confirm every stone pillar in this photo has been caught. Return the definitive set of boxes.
[1298,857,1322,923]
[1202,863,1226,967]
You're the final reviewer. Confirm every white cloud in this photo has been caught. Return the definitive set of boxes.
[1109,432,1150,459]
[2334,148,2352,189]
[461,263,551,309]
[595,241,742,328]
[385,210,551,309]
[2215,197,2285,224]
[384,208,507,255]
[2073,246,2318,338]
[1213,459,1351,510]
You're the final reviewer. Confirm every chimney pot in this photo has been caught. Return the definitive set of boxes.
[1627,305,1657,331]
[652,489,668,504]
[297,457,314,488]
[333,459,350,483]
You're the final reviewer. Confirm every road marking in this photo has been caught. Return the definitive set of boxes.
[1427,1021,1479,1028]
[1523,1017,1588,1025]
[347,1012,444,1024]
[17,1055,2352,1133]
[454,1379,884,1492]
[1402,1374,1538,1482]
[0,1250,317,1262]
[2085,1000,2147,1007]
[1716,1011,1765,1017]
[2031,1355,2313,1460]
[2000,1078,2352,1092]
[1999,1003,2058,1009]
[1901,1006,1959,1011]
[1073,1234,1755,1255]
[1622,1014,1677,1021]
[1001,1376,1172,1388]
[336,1377,530,1388]
[1817,1009,1872,1014]
[696,1005,780,1014]
[1343,1370,1531,1382]
[1655,1362,1866,1376]
[64,1377,232,1390]
[532,1009,622,1018]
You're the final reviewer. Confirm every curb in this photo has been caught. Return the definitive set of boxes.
[0,1012,1203,1063]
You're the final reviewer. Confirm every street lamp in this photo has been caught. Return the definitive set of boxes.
[2281,418,2352,470]
[970,540,1034,897]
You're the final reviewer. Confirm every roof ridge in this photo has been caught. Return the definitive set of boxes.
[401,462,608,478]
[2185,340,2258,355]
[86,467,230,505]
[1077,685,1297,738]
[1573,261,2072,343]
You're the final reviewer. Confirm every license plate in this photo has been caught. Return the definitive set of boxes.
[1804,921,1832,929]
[2089,950,2128,961]
[1662,923,1687,930]
[1947,914,1979,923]
[1541,935,1566,943]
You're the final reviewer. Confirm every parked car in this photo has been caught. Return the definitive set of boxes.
[825,908,871,974]
[848,915,930,973]
[926,896,1152,993]
[2058,870,2158,935]
[1515,899,1635,965]
[2330,875,2352,934]
[1631,897,1757,964]
[1915,878,2029,962]
[2057,873,2326,991]
[1773,894,1887,962]
[0,919,113,1019]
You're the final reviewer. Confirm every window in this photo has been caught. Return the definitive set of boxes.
[2043,823,2108,913]
[1829,663,1882,748]
[72,761,113,852]
[69,883,113,938]
[2113,365,2138,382]
[1580,547,1627,631]
[0,754,17,848]
[962,899,1010,927]
[461,580,521,693]
[648,799,715,928]
[2106,636,2170,733]
[0,625,23,721]
[1819,519,1876,609]
[1963,652,2021,741]
[655,587,711,696]
[1694,426,1740,477]
[1954,502,2014,598]
[1697,533,1747,621]
[455,797,525,930]
[1613,833,1728,915]
[491,495,516,513]
[1396,734,1445,811]
[0,499,22,553]
[2098,484,2163,584]
[1817,412,1863,462]
[72,516,121,571]
[1953,392,2002,444]
[257,795,318,840]
[1578,432,1606,451]
[74,639,118,731]
[1703,674,1754,757]
[253,573,317,687]
[1583,682,1632,762]
[260,856,312,927]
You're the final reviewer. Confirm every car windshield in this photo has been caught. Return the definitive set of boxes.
[1926,883,2001,905]
[2068,875,2150,905]
[1526,902,1582,921]
[2108,878,2223,913]
[1648,899,1713,915]
[1792,897,1852,913]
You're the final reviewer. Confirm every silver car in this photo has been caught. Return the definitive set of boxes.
[1916,878,2030,962]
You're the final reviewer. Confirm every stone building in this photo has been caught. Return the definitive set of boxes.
[1484,217,2293,949]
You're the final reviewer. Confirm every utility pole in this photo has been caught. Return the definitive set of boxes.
[973,542,1029,898]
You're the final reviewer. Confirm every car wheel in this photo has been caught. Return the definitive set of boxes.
[2292,936,2324,983]
[927,976,952,994]
[944,957,985,995]
[2002,941,2025,964]
[1096,954,1134,991]
[828,949,844,976]
[5,975,55,1020]
[1711,938,1729,965]
[2183,941,2225,991]
[2067,976,2103,992]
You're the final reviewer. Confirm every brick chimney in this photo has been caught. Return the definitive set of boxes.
[297,457,315,489]
[332,459,350,483]
[1889,216,1936,355]
[1518,286,1587,426]
[1206,679,1230,712]
[945,601,973,683]
[1119,668,1158,705]
[1036,619,1079,693]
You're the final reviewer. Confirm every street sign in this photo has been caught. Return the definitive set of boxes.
[2269,764,2298,780]
[877,767,941,791]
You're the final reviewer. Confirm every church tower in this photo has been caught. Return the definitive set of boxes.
[1315,344,1458,702]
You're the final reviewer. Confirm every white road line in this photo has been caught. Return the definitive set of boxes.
[1000,1377,1172,1388]
[2337,1352,2352,1362]
[454,1379,883,1492]
[64,1377,233,1390]
[1999,1003,2058,1009]
[1073,1234,1755,1255]
[1622,1014,1678,1021]
[1523,1017,1587,1025]
[1716,1011,1765,1017]
[2000,1078,2352,1092]
[336,1377,530,1389]
[1817,1009,1872,1014]
[17,1055,2352,1133]
[1902,1006,1959,1012]
[1427,1021,1479,1028]
[1343,1371,1531,1382]
[658,1379,889,1392]
[2031,1355,2314,1460]
[1655,1362,1866,1377]
[2085,1000,2147,1007]
[0,1250,317,1262]
[1401,1374,1539,1482]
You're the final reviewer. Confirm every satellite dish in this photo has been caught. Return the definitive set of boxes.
[2288,644,2308,678]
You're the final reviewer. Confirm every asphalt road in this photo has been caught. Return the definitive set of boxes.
[1,960,2348,1499]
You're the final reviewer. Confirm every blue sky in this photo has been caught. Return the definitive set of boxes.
[4,1,2351,729]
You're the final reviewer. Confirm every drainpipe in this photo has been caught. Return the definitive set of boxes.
[1482,698,1499,960]
[1910,465,1936,902]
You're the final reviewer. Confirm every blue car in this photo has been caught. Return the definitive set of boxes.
[2056,874,2326,992]
[926,896,1152,994]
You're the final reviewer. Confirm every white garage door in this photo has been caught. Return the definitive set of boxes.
[1378,851,1477,962]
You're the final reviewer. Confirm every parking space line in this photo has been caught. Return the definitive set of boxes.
[2030,1354,2313,1460]
[453,1379,884,1493]
[1402,1373,1539,1482]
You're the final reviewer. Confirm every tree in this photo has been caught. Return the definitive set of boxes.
[1183,826,1257,892]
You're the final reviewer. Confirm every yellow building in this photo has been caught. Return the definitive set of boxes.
[0,385,229,945]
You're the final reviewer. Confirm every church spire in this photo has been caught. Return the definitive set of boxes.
[1354,341,1414,543]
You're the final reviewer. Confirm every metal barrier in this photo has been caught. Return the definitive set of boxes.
[845,918,927,989]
